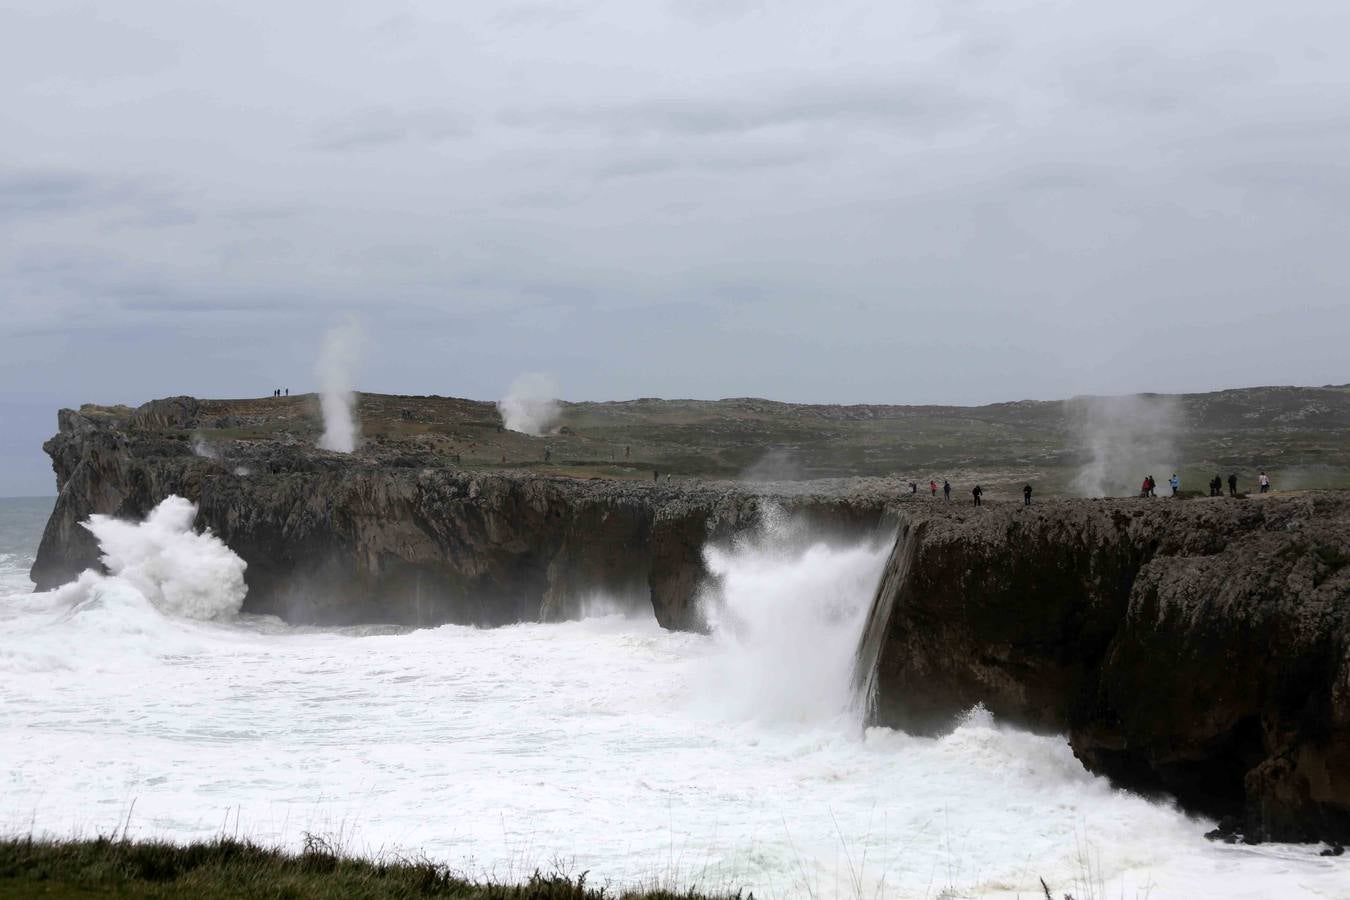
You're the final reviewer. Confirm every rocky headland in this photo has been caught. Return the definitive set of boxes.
[26,392,1350,845]
[855,492,1350,845]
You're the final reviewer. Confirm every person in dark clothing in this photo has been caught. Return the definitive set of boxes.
[972,485,983,507]
[1023,484,1032,506]
[284,388,288,397]
[1209,476,1220,497]
[653,469,659,483]
[943,480,951,501]
[1228,473,1238,497]
[909,481,918,495]
[544,448,551,463]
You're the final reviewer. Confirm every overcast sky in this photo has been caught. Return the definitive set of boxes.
[2,0,1348,494]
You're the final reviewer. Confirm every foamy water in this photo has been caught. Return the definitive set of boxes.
[0,497,1343,898]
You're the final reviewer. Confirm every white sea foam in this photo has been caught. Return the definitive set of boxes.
[0,502,1342,898]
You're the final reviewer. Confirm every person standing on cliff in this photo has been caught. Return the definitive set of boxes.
[1023,484,1032,506]
[943,480,951,501]
[930,480,937,497]
[1169,473,1180,496]
[1259,471,1271,493]
[1229,473,1238,497]
[972,484,983,507]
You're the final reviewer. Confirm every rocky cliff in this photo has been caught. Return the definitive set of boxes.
[30,394,1350,843]
[857,494,1350,844]
[30,397,895,629]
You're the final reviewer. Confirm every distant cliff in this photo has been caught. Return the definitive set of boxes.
[855,494,1350,844]
[31,397,894,629]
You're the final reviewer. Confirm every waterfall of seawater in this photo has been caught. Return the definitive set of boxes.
[848,521,924,724]
[696,505,892,725]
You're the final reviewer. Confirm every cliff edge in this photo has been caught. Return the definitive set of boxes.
[857,494,1350,844]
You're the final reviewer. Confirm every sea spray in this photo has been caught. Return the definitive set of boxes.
[1069,393,1182,497]
[52,496,247,621]
[2,501,1344,898]
[315,319,364,453]
[497,372,561,435]
[696,506,890,725]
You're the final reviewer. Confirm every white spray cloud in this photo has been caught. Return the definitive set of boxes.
[497,372,561,435]
[52,495,248,621]
[191,434,219,459]
[696,506,890,725]
[1069,394,1183,497]
[315,318,364,453]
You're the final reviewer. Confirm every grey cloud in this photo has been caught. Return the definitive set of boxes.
[503,79,990,138]
[593,145,831,180]
[490,3,585,28]
[310,107,473,151]
[0,168,191,226]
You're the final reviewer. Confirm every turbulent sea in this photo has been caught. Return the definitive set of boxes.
[0,496,1344,898]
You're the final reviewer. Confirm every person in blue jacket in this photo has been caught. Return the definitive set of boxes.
[1169,473,1180,496]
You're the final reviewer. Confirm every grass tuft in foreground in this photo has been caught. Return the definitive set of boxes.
[0,835,744,900]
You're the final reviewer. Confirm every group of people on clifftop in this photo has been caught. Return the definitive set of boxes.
[1140,470,1271,498]
[902,479,1032,508]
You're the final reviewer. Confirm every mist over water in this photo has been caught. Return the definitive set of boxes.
[315,319,363,453]
[0,499,1343,898]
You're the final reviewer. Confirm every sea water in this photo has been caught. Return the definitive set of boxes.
[0,496,1343,898]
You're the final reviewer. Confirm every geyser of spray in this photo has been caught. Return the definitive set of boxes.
[697,505,890,725]
[315,319,364,453]
[190,434,219,460]
[51,495,248,621]
[1069,394,1182,497]
[497,372,561,435]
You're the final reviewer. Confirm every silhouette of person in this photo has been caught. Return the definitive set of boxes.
[1023,484,1032,506]
[943,480,951,501]
[1228,473,1238,497]
[972,485,983,507]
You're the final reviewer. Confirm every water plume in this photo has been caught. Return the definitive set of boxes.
[190,434,219,460]
[497,372,561,435]
[1069,394,1182,497]
[52,495,248,621]
[315,319,364,453]
[696,505,890,725]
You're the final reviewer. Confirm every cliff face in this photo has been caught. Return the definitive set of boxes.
[31,399,893,630]
[32,396,1350,842]
[860,495,1350,844]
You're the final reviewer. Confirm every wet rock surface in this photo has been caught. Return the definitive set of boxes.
[862,494,1350,844]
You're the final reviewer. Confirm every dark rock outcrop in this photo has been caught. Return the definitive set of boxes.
[859,495,1350,844]
[31,400,895,630]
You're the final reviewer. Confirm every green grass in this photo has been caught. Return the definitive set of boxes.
[0,836,742,900]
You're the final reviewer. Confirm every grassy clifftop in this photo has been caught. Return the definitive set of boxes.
[77,383,1350,497]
